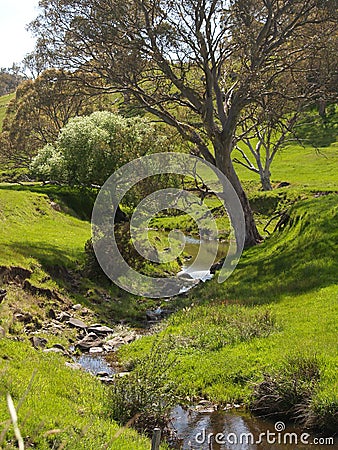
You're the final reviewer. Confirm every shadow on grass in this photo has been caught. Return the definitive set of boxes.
[2,241,82,271]
[0,183,96,220]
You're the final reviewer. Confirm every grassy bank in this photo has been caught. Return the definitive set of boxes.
[120,194,338,432]
[0,186,166,449]
[0,339,153,449]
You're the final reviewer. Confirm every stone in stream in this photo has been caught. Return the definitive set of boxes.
[67,317,88,329]
[98,376,115,384]
[96,371,110,377]
[43,347,67,356]
[52,343,66,351]
[75,333,103,351]
[65,362,82,370]
[177,272,194,280]
[89,346,104,354]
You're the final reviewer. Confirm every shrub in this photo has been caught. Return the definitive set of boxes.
[250,356,321,425]
[110,339,178,436]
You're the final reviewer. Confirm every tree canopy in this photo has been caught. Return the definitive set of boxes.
[29,0,337,245]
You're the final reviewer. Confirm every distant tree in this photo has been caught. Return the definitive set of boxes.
[234,107,301,191]
[0,66,24,96]
[29,0,337,245]
[0,69,113,167]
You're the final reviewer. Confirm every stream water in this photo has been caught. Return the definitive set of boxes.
[170,406,336,449]
[178,236,228,283]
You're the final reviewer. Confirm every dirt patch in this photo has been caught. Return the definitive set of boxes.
[0,266,32,285]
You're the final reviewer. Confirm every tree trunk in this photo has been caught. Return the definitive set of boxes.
[260,160,272,191]
[260,173,273,191]
[215,140,262,247]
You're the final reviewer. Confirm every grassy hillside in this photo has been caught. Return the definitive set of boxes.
[0,187,164,449]
[233,141,338,190]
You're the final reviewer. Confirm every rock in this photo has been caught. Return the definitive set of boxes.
[75,333,103,351]
[52,343,66,351]
[72,304,82,311]
[210,260,224,274]
[0,326,5,338]
[14,312,33,324]
[177,272,194,280]
[89,346,104,354]
[50,201,62,212]
[43,347,65,355]
[30,336,48,349]
[146,308,162,321]
[115,372,130,378]
[67,318,88,329]
[105,336,125,350]
[47,308,57,320]
[88,325,114,336]
[0,289,7,302]
[65,362,82,370]
[96,371,110,377]
[276,181,290,188]
[98,376,114,384]
[58,311,71,322]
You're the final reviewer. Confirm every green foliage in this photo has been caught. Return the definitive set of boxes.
[29,144,66,182]
[31,111,169,188]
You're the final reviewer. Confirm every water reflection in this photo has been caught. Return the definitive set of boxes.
[178,237,228,282]
[170,406,336,450]
[75,353,114,376]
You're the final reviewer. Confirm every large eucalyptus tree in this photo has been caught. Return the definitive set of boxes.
[29,0,337,245]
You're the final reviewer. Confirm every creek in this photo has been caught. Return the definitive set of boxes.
[72,238,335,449]
[178,236,228,286]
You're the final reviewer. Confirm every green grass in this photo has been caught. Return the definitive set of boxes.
[119,195,338,426]
[0,90,337,436]
[233,142,338,190]
[0,339,153,449]
[0,188,91,270]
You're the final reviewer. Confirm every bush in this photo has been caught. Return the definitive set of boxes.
[30,143,66,182]
[110,339,178,436]
[250,356,321,425]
